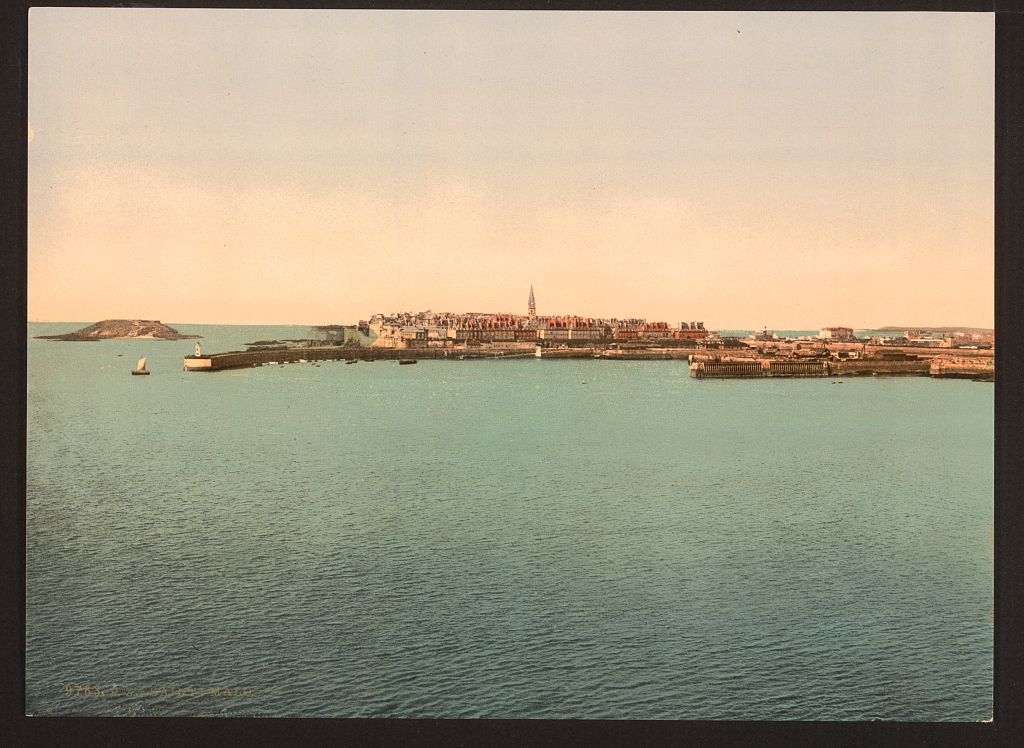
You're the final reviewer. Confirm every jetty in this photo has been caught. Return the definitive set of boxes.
[184,344,702,371]
[186,346,487,371]
[689,353,993,380]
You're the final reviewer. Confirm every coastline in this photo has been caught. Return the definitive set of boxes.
[182,341,994,380]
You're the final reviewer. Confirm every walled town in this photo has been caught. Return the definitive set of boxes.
[353,286,709,352]
[182,286,994,380]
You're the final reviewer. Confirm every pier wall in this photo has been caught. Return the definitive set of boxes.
[691,357,932,379]
[187,347,453,370]
[929,358,995,380]
[542,348,692,360]
[691,360,828,378]
[830,359,930,376]
[188,344,707,371]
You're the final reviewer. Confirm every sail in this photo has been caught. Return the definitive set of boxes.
[136,357,147,371]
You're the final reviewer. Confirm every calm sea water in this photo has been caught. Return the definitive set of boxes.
[26,323,993,719]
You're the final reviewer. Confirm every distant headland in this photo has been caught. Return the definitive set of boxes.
[876,326,994,335]
[36,319,202,341]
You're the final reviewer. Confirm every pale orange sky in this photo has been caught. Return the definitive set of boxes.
[28,9,993,329]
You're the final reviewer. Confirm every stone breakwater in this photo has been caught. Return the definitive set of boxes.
[186,346,444,370]
[690,355,994,380]
[928,358,995,380]
[184,345,701,370]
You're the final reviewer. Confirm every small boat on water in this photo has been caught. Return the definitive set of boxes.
[131,357,150,376]
[345,359,358,365]
[399,359,417,365]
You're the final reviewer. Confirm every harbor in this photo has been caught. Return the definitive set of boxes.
[183,342,994,381]
[181,308,994,381]
[180,285,989,379]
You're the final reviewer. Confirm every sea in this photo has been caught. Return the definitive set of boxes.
[26,323,993,720]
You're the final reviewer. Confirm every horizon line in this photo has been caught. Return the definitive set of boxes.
[26,319,996,332]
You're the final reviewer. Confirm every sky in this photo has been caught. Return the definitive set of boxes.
[27,9,994,329]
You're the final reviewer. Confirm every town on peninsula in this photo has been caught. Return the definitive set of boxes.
[169,286,993,381]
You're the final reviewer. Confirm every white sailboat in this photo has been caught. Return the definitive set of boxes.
[131,356,150,376]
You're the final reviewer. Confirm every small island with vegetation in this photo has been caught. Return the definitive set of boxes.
[36,319,202,341]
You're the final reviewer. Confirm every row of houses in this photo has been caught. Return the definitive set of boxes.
[366,312,710,348]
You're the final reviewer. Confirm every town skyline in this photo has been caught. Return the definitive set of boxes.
[28,10,993,328]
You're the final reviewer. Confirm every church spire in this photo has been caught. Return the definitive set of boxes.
[528,285,536,318]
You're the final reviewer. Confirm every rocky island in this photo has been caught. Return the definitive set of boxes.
[36,319,202,341]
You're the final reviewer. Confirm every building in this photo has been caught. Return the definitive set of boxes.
[750,327,779,342]
[368,322,405,348]
[905,330,934,340]
[537,315,604,341]
[819,327,854,342]
[365,289,713,348]
[640,321,673,339]
[675,321,709,341]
